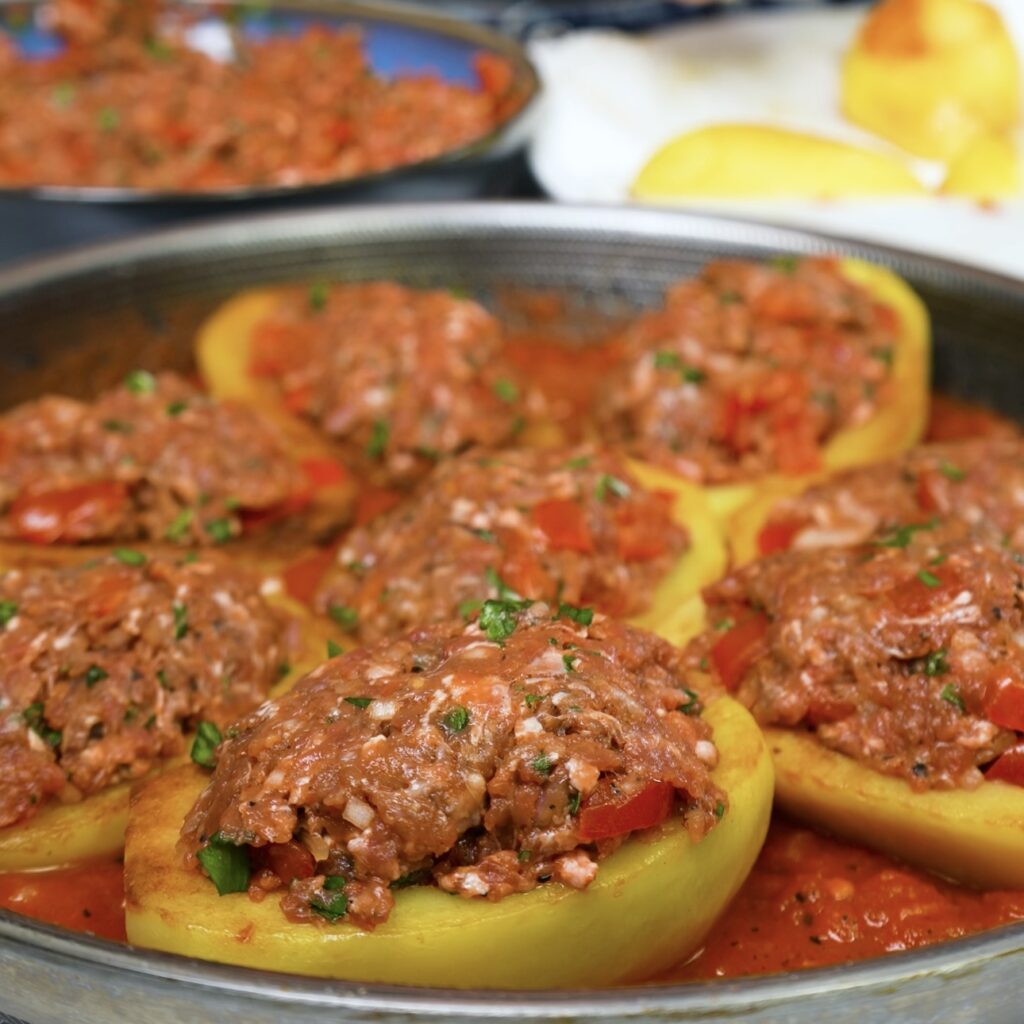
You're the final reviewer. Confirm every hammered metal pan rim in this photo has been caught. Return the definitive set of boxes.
[0,201,1023,1017]
[0,0,541,205]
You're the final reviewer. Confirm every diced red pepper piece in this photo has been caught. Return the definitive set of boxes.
[474,51,514,98]
[710,612,771,692]
[9,481,128,545]
[986,742,1024,787]
[757,516,807,556]
[283,545,339,608]
[266,840,316,884]
[578,780,675,841]
[613,493,673,562]
[300,457,347,490]
[533,498,594,554]
[984,669,1024,733]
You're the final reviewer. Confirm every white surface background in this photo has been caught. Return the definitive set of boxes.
[529,1,1024,279]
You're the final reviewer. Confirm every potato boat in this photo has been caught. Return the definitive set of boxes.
[124,695,773,989]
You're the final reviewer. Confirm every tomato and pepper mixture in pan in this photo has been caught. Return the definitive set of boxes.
[688,519,1024,789]
[315,446,688,644]
[596,257,898,483]
[0,551,293,827]
[250,283,536,487]
[757,438,1024,556]
[0,0,520,192]
[0,371,302,546]
[180,605,722,930]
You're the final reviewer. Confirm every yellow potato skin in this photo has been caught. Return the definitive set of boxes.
[632,123,925,200]
[701,258,931,523]
[769,727,1024,889]
[124,696,773,989]
[626,460,727,647]
[841,0,1021,162]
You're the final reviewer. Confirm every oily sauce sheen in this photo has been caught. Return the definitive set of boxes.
[5,394,1024,980]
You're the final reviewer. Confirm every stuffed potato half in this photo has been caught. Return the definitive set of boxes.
[124,695,772,989]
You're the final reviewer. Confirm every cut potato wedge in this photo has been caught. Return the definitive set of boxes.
[124,695,773,989]
[768,726,1024,889]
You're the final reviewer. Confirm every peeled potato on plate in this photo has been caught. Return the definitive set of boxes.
[942,131,1023,200]
[632,123,925,200]
[842,0,1021,162]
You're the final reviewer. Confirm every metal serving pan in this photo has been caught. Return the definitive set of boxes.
[0,203,1022,1024]
[0,1,540,263]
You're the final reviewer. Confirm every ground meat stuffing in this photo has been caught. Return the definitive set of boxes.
[0,2,520,191]
[686,519,1024,790]
[249,282,537,487]
[0,551,293,827]
[315,446,689,644]
[757,438,1024,555]
[595,257,898,484]
[0,371,302,546]
[180,604,724,930]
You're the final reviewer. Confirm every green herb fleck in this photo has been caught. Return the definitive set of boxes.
[479,598,525,644]
[172,601,189,640]
[390,869,430,890]
[51,82,76,108]
[365,419,389,460]
[523,694,543,708]
[594,473,631,502]
[166,399,188,417]
[871,345,894,367]
[940,684,966,713]
[190,721,223,769]
[0,600,18,628]
[471,528,497,544]
[917,569,941,588]
[653,351,705,384]
[311,879,349,922]
[532,752,553,776]
[676,688,701,716]
[457,598,483,621]
[112,547,146,566]
[873,518,938,550]
[493,378,519,403]
[308,281,329,312]
[197,833,250,895]
[102,418,132,434]
[97,107,120,132]
[517,849,532,862]
[326,640,345,659]
[328,605,359,631]
[276,662,291,681]
[769,255,799,274]
[714,617,735,633]
[924,649,949,677]
[345,696,373,710]
[715,801,726,820]
[165,507,194,542]
[156,669,171,690]
[84,665,108,688]
[567,790,581,815]
[22,702,61,748]
[556,602,594,627]
[442,705,470,734]
[485,565,521,602]
[204,519,233,545]
[939,461,966,482]
[565,455,592,470]
[562,653,577,674]
[124,369,156,394]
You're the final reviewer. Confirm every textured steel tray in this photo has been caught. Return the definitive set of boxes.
[0,203,1022,1023]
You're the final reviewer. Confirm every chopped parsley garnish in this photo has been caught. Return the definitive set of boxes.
[517,849,532,862]
[442,705,470,734]
[871,345,894,367]
[929,554,947,567]
[917,569,941,588]
[112,547,146,566]
[457,598,483,621]
[769,255,799,274]
[567,789,581,815]
[326,640,345,658]
[276,662,291,681]
[365,419,390,460]
[873,518,937,549]
[156,669,171,690]
[0,600,18,628]
[328,604,359,631]
[594,473,631,502]
[523,694,543,708]
[676,688,701,716]
[310,877,349,922]
[923,649,949,677]
[165,507,194,542]
[390,869,430,889]
[96,106,120,132]
[493,378,519,403]
[470,528,497,544]
[166,400,188,417]
[715,802,726,820]
[51,82,76,108]
[714,617,735,632]
[307,281,329,312]
[562,653,577,674]
[345,696,373,709]
[84,665,108,688]
[939,461,966,481]
[940,684,966,713]
[555,602,593,627]
[172,601,189,640]
[415,446,442,461]
[479,598,525,644]
[485,565,521,602]
[190,721,223,768]
[197,833,250,895]
[205,519,233,544]
[532,752,553,776]
[565,455,592,470]
[124,369,156,394]
[101,418,132,433]
[22,702,61,748]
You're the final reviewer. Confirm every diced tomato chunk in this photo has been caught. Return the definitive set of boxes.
[888,565,965,619]
[473,51,513,98]
[613,494,673,562]
[283,386,313,415]
[578,780,675,841]
[986,742,1024,787]
[757,517,807,556]
[710,612,771,692]
[283,545,339,607]
[300,457,347,490]
[984,669,1024,732]
[9,481,128,545]
[266,841,316,884]
[499,527,549,600]
[533,498,593,554]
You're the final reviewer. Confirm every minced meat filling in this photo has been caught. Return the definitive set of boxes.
[0,552,293,827]
[687,520,1024,790]
[248,282,536,486]
[0,371,301,545]
[596,257,898,484]
[180,605,723,930]
[315,446,689,643]
[758,438,1024,554]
